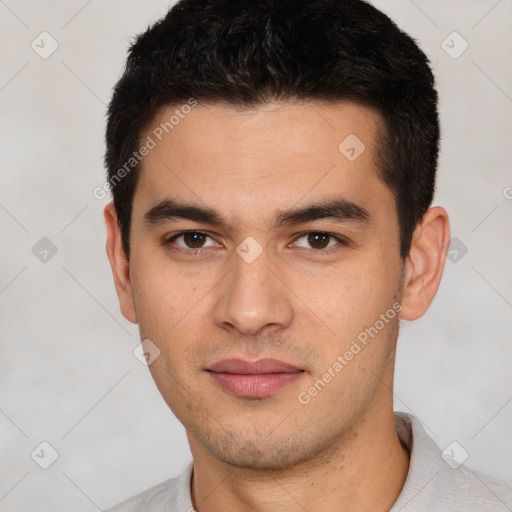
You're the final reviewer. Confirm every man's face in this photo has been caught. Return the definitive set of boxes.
[126,101,404,469]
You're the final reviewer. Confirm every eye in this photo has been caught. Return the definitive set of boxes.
[169,231,219,250]
[294,232,345,251]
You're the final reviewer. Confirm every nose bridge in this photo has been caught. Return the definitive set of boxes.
[213,243,293,335]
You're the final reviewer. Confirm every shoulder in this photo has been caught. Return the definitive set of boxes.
[434,464,512,510]
[103,464,193,512]
[392,412,512,511]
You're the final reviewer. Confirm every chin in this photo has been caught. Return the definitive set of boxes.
[199,429,326,472]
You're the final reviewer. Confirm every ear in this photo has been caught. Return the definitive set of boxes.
[104,202,138,324]
[400,206,450,321]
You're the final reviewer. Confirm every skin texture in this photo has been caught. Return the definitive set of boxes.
[105,101,450,511]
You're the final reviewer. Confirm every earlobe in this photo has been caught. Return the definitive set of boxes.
[104,203,138,324]
[400,206,450,321]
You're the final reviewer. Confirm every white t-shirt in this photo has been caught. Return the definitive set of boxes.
[105,412,512,511]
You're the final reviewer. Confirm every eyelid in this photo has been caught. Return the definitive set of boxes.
[291,231,349,251]
[165,230,221,250]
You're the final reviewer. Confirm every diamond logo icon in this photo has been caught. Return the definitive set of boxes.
[236,237,263,264]
[338,134,366,161]
[133,338,161,366]
[444,236,468,263]
[32,237,58,263]
[441,441,469,469]
[31,441,59,469]
[441,31,468,59]
[31,31,59,59]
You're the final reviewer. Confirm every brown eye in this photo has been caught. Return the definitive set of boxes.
[170,231,215,250]
[307,232,331,249]
[294,232,344,251]
[182,232,207,248]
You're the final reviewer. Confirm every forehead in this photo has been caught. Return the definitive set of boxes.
[133,100,392,226]
[145,100,381,163]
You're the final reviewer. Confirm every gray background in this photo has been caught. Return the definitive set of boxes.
[1,0,511,510]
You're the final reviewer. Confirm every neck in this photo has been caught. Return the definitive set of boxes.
[189,407,409,512]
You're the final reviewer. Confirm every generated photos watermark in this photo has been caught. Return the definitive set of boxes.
[93,98,198,200]
[298,302,402,405]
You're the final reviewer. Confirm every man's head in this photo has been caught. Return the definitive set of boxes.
[105,0,439,261]
[104,0,449,472]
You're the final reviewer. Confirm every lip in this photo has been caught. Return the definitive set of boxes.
[207,358,304,398]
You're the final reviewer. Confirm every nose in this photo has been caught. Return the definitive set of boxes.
[212,244,294,336]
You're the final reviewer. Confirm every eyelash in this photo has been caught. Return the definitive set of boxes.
[164,231,348,255]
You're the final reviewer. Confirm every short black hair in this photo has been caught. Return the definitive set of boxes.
[105,0,439,259]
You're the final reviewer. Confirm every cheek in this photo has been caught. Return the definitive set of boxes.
[294,262,397,339]
[130,245,208,327]
[131,261,207,393]
[129,252,219,373]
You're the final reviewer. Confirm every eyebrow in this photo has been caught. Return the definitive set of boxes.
[143,196,371,230]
